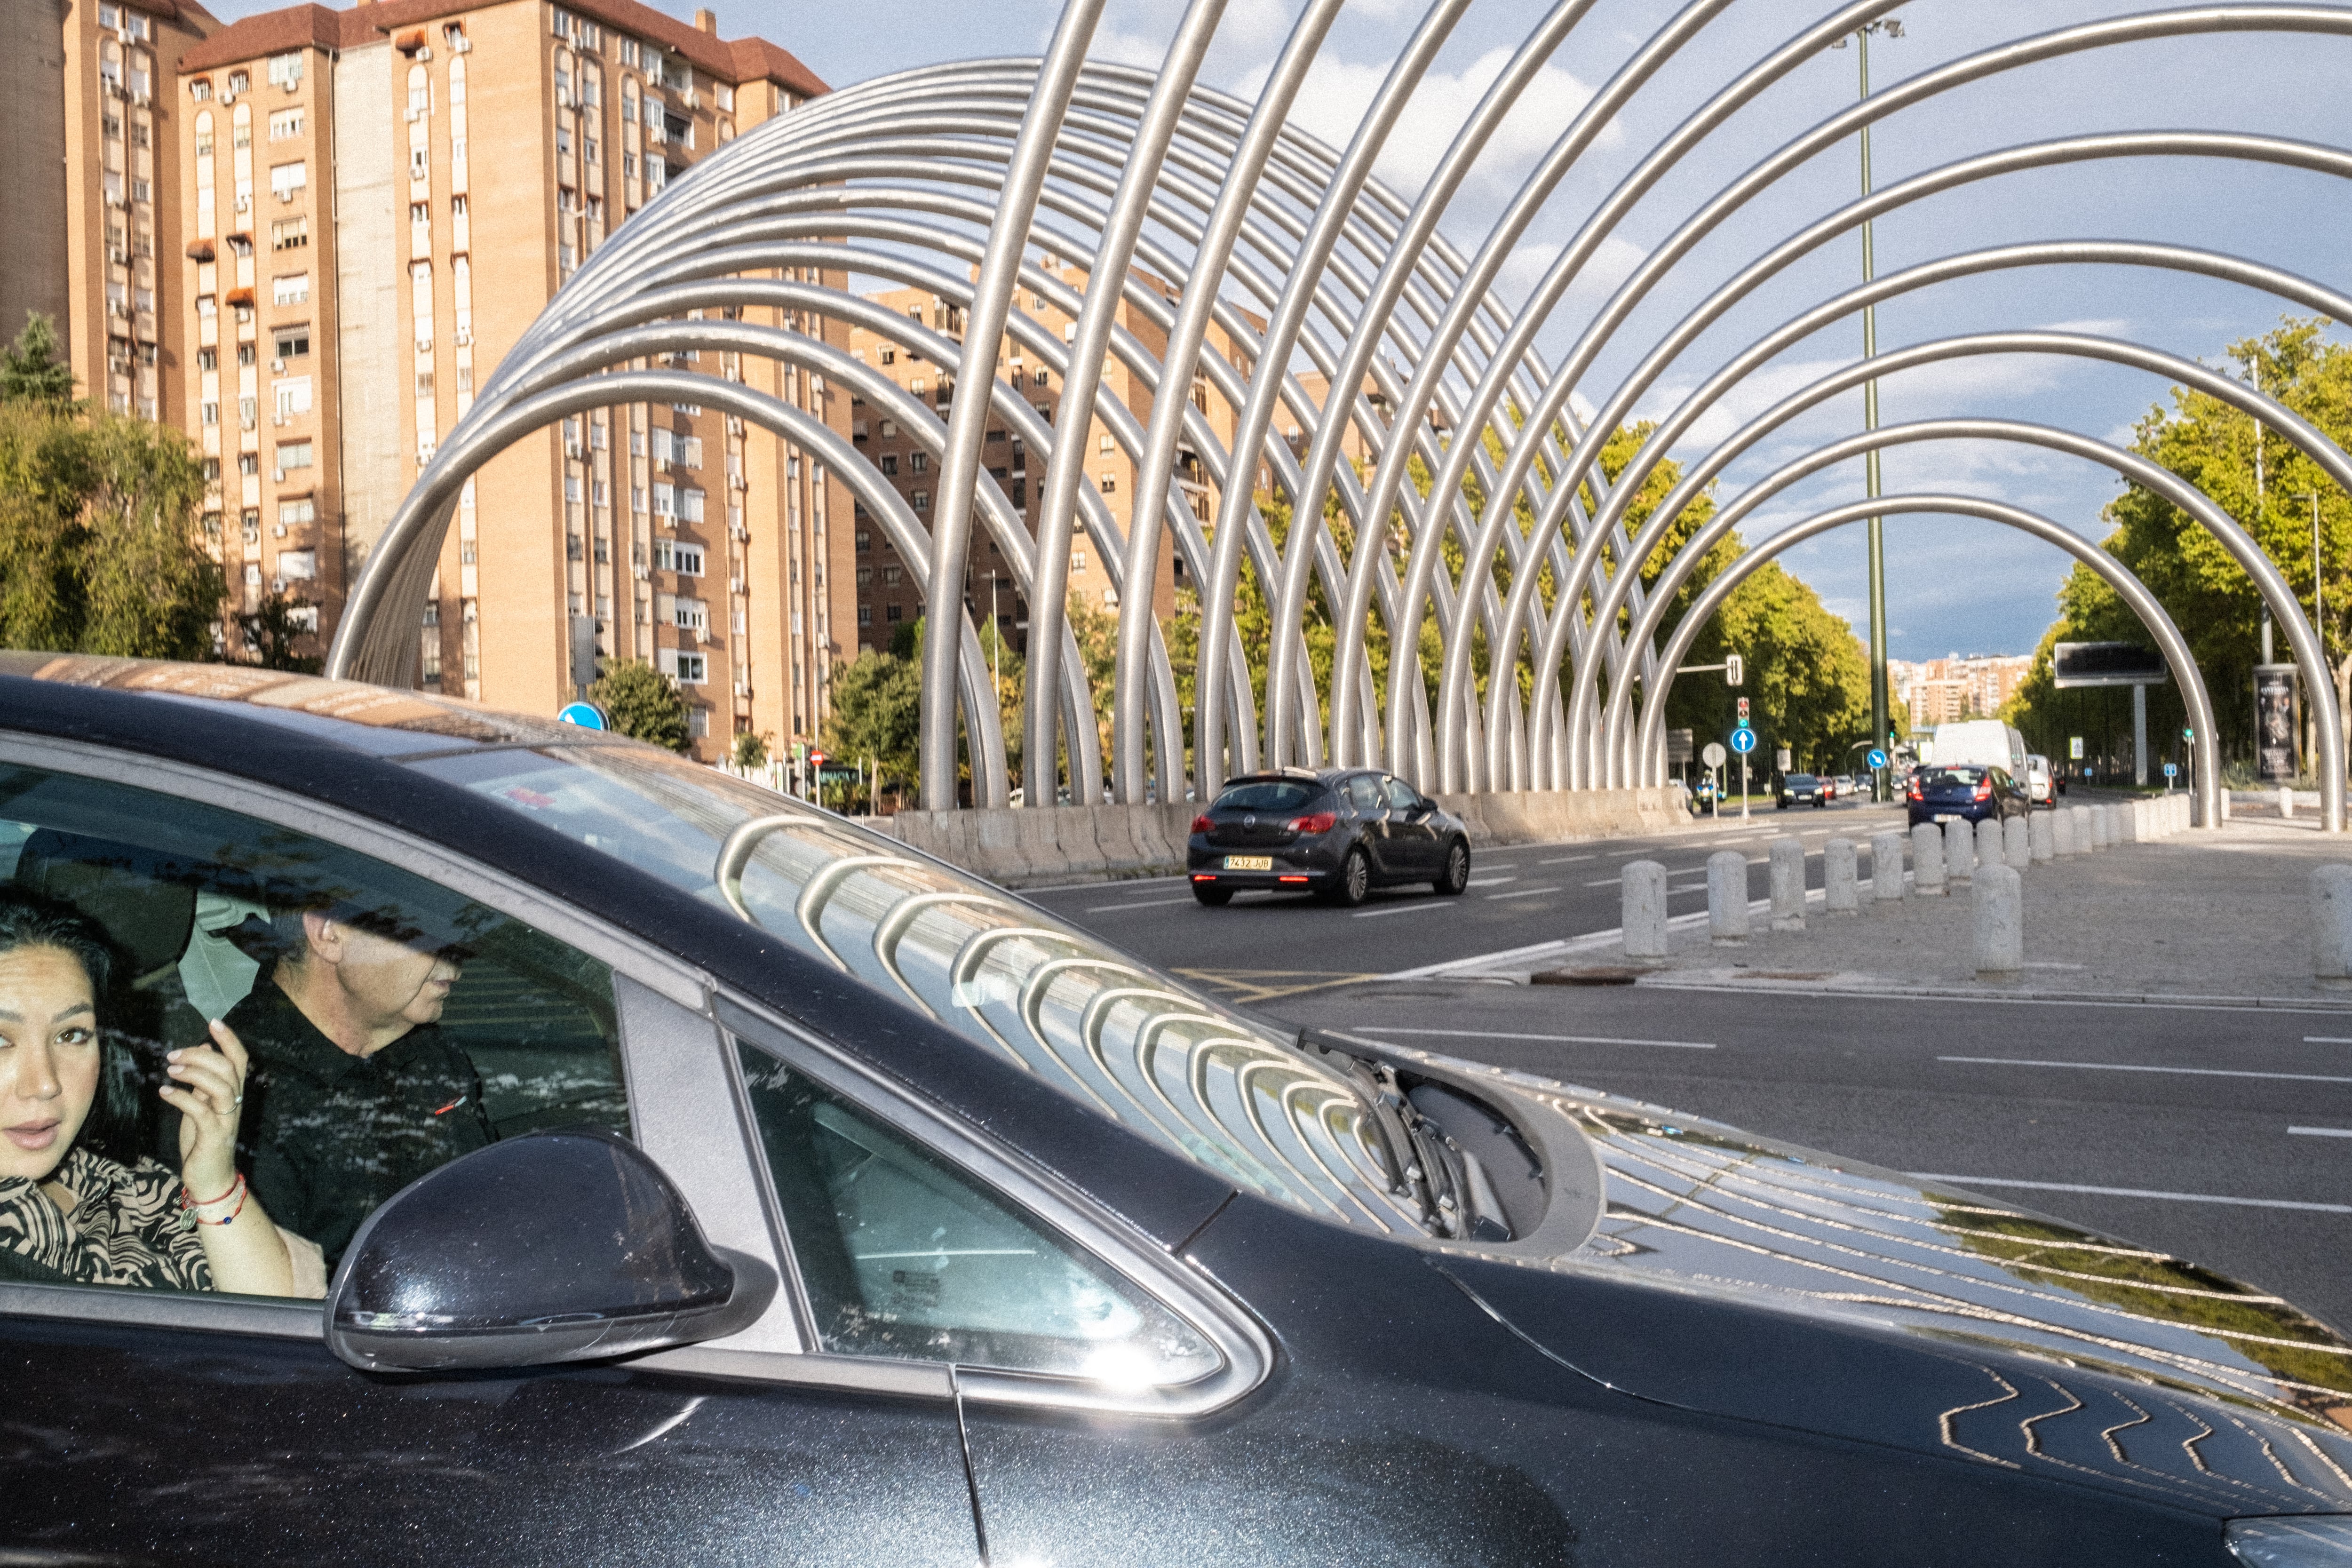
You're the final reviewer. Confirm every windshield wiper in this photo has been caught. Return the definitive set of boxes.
[1297,1028,1507,1242]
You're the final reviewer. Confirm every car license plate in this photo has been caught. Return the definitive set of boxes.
[1224,855,1272,871]
[1934,813,1956,823]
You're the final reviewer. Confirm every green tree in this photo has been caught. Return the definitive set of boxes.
[824,619,922,802]
[0,390,222,661]
[0,316,76,407]
[731,729,770,768]
[236,589,323,673]
[587,659,690,751]
[2003,317,2352,775]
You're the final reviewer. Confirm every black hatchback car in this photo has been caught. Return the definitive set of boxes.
[1907,762,2034,828]
[1187,767,1470,906]
[0,656,2349,1566]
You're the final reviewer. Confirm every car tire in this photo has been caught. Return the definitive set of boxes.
[1433,838,1470,895]
[1322,847,1372,907]
[1191,883,1233,907]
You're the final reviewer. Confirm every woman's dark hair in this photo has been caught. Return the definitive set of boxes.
[0,889,143,1163]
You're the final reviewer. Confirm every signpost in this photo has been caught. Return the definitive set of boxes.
[2163,762,2179,788]
[1730,724,1757,820]
[1702,740,1727,819]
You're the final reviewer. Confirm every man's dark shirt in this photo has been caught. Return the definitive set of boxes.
[228,973,493,1264]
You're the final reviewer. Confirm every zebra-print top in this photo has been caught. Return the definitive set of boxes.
[0,1146,211,1290]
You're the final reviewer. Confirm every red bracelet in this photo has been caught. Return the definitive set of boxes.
[182,1174,241,1209]
[193,1178,248,1227]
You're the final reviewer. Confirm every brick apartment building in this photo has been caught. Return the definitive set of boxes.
[1891,652,2035,729]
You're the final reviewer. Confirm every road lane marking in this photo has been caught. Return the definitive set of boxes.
[1583,877,1622,886]
[1085,895,1214,912]
[1938,1056,2352,1084]
[1171,968,1385,1003]
[1907,1175,2352,1214]
[2290,1127,2352,1138]
[1539,854,1597,865]
[1352,900,1452,918]
[1486,886,1558,900]
[1355,1026,1716,1050]
[2309,1037,2352,1044]
[1466,876,1516,886]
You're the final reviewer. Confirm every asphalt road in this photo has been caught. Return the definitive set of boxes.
[1027,808,2352,1335]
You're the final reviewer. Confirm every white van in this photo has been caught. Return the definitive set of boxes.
[1925,720,2027,777]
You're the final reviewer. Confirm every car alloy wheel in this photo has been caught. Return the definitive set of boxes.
[1324,847,1371,907]
[1433,840,1470,895]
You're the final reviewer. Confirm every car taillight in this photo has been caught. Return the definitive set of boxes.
[1289,811,1337,834]
[1907,778,1922,800]
[1191,814,1212,834]
[1973,780,1992,801]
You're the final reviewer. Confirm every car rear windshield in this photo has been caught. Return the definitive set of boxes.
[1918,767,1985,786]
[403,744,1432,1241]
[1212,780,1319,812]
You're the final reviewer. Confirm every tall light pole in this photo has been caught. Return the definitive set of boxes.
[1836,15,1902,798]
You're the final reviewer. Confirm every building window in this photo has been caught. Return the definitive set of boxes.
[271,216,308,250]
[278,498,315,528]
[885,604,903,623]
[881,565,902,586]
[278,439,313,470]
[909,452,928,473]
[1098,475,1115,493]
[269,108,302,139]
[274,377,312,417]
[266,52,302,90]
[675,653,707,684]
[271,274,309,306]
[879,455,897,476]
[1033,369,1049,386]
[653,540,704,575]
[911,490,929,511]
[269,161,307,202]
[857,605,872,627]
[273,324,310,359]
[855,530,870,552]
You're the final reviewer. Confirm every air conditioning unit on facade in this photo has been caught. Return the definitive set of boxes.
[452,35,470,52]
[273,523,286,537]
[454,328,471,346]
[271,413,287,426]
[270,357,285,372]
[272,467,285,481]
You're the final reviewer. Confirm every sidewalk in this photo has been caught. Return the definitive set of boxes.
[1422,809,2352,1008]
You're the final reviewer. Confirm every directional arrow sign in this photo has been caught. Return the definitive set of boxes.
[1729,727,1758,756]
[1866,748,1889,770]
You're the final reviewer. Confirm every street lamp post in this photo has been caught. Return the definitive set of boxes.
[1836,15,1903,801]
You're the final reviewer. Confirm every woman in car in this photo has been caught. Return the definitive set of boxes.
[0,891,296,1296]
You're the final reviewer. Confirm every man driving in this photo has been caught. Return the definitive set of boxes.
[224,902,490,1264]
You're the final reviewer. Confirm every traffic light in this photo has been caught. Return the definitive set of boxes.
[1724,653,1744,687]
[2183,726,2195,741]
[1735,697,1751,724]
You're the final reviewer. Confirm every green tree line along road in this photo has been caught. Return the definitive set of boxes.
[2003,318,2352,783]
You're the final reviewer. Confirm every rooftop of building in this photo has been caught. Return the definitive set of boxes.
[178,0,827,98]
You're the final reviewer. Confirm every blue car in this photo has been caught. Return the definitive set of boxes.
[1907,763,2032,828]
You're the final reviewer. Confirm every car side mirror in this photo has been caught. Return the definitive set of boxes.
[325,1128,776,1374]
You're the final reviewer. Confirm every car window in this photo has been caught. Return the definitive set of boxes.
[735,1038,1220,1385]
[1918,767,1983,787]
[1344,775,1384,812]
[0,761,622,1298]
[1211,780,1317,812]
[404,744,1433,1240]
[1382,778,1421,811]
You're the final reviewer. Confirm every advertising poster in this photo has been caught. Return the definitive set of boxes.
[2256,666,2298,782]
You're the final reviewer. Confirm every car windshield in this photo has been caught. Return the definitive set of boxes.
[1212,780,1319,812]
[1785,775,1817,787]
[404,743,1432,1239]
[1918,767,1985,787]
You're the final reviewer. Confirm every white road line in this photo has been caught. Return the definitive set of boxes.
[2309,1037,2352,1044]
[1907,1175,2352,1214]
[1539,854,1597,865]
[1085,895,1209,912]
[1351,900,1452,919]
[1486,886,1558,900]
[1466,876,1517,886]
[2289,1126,2352,1138]
[1356,1026,1716,1050]
[1938,1055,2352,1084]
[1583,877,1621,886]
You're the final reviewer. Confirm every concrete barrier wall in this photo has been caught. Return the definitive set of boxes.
[864,787,1687,888]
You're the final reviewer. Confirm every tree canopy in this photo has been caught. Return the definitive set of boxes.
[586,659,691,751]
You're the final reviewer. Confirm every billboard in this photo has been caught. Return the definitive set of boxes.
[2256,664,2298,783]
[2052,641,2169,688]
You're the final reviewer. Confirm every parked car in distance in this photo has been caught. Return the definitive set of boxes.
[1778,773,1828,809]
[3,656,2351,1566]
[1907,763,2032,828]
[1816,775,1837,802]
[1188,768,1470,907]
[2023,754,2057,808]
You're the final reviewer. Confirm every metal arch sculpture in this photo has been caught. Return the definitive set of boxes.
[329,0,2352,829]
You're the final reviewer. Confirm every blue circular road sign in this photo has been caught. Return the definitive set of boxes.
[557,701,608,730]
[1728,727,1758,755]
[1866,748,1889,770]
[2163,762,2178,778]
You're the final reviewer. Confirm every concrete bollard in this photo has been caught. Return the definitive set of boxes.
[2028,810,2055,863]
[1973,862,2024,978]
[1975,816,2003,873]
[2087,804,2108,851]
[1824,837,1859,915]
[2313,865,2352,988]
[1911,822,1947,896]
[1621,860,1669,963]
[2002,815,2030,869]
[1769,837,1807,931]
[1870,829,1907,905]
[2116,802,2139,845]
[2052,807,2076,857]
[1945,817,1975,883]
[2282,786,2296,821]
[1707,849,1751,943]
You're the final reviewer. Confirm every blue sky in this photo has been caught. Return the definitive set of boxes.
[224,0,2352,660]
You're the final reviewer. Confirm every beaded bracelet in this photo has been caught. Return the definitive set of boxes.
[179,1174,247,1227]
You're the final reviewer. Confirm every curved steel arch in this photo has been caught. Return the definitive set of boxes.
[1633,495,2221,827]
[324,1,2352,831]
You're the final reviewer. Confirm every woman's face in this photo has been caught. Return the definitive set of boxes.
[0,946,100,1183]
